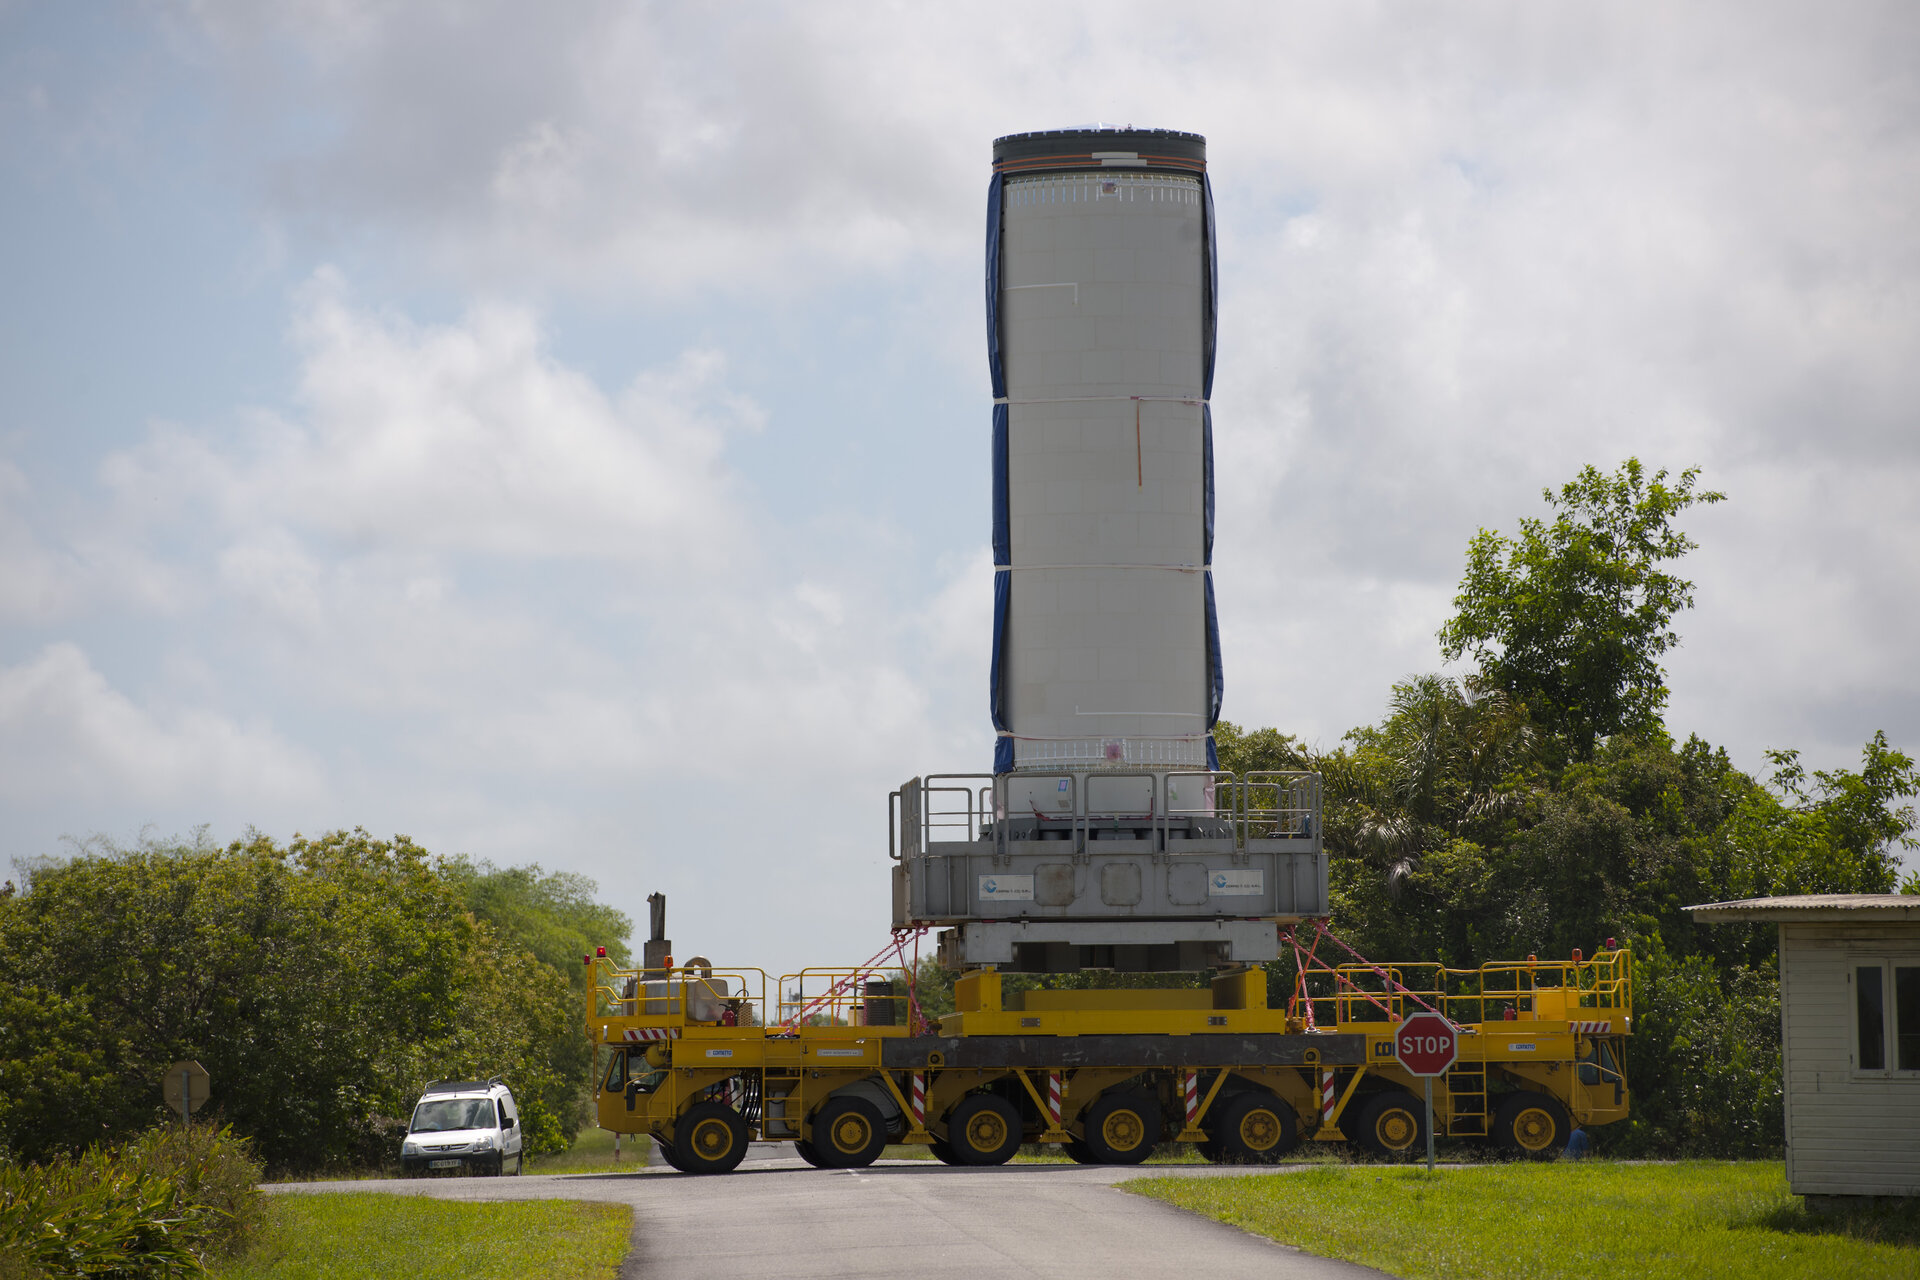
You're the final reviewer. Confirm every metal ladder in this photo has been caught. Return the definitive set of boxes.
[1443,1064,1489,1136]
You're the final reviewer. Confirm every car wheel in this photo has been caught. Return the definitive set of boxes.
[512,1152,523,1176]
[1493,1091,1570,1160]
[1211,1092,1297,1164]
[946,1094,1022,1166]
[674,1102,750,1175]
[811,1096,888,1169]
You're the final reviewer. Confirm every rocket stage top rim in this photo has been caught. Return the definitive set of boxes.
[992,127,1206,176]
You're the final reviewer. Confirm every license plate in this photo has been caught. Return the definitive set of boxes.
[428,1160,461,1169]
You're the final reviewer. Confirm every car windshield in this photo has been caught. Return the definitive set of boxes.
[409,1098,492,1133]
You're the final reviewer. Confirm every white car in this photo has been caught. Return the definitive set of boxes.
[399,1078,524,1176]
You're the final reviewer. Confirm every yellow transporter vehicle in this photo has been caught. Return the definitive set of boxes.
[586,942,1632,1174]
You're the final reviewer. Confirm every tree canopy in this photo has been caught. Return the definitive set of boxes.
[0,831,630,1170]
[1214,458,1915,1154]
[1438,459,1724,759]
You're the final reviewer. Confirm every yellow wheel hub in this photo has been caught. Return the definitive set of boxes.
[966,1111,1007,1151]
[691,1118,733,1159]
[1376,1109,1416,1150]
[1239,1108,1282,1152]
[1513,1107,1556,1151]
[1102,1109,1146,1153]
[831,1114,873,1154]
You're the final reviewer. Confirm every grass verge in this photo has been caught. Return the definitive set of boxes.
[210,1193,628,1280]
[1129,1161,1920,1280]
[527,1126,651,1174]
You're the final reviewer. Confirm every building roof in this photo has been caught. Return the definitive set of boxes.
[1686,894,1920,923]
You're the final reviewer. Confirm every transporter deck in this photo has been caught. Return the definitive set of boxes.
[585,937,1632,1174]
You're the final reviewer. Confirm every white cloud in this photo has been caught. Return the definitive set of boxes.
[104,269,756,566]
[0,641,322,809]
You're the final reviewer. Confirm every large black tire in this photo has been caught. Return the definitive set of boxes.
[794,1139,828,1168]
[1063,1137,1099,1164]
[946,1094,1022,1166]
[930,1137,963,1165]
[1352,1091,1426,1160]
[1493,1091,1570,1160]
[1081,1091,1161,1165]
[811,1096,888,1169]
[656,1141,688,1172]
[674,1102,750,1174]
[1211,1092,1298,1164]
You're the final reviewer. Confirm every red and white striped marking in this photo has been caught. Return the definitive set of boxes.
[1320,1070,1336,1126]
[1183,1071,1200,1126]
[1568,1020,1611,1034]
[1046,1073,1064,1128]
[909,1073,927,1127]
[622,1027,680,1042]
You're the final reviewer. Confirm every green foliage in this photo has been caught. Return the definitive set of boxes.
[0,832,627,1171]
[0,1124,264,1279]
[1439,459,1724,759]
[439,859,633,995]
[1615,930,1782,1155]
[436,858,634,1154]
[1260,458,1917,1157]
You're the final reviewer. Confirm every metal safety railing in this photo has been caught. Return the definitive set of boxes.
[890,770,1323,859]
[776,929,932,1033]
[588,963,771,1028]
[1281,921,1632,1032]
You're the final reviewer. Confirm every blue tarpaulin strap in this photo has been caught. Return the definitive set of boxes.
[1201,174,1223,767]
[987,175,1013,772]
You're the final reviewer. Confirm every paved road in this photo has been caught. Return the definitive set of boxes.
[269,1147,1394,1279]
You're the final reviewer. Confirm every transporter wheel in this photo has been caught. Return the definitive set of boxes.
[1063,1137,1098,1165]
[1353,1091,1426,1160]
[1212,1092,1297,1164]
[930,1137,963,1165]
[812,1096,888,1169]
[656,1142,688,1172]
[673,1102,750,1174]
[1493,1092,1570,1160]
[794,1139,828,1168]
[947,1094,1022,1166]
[1082,1090,1161,1165]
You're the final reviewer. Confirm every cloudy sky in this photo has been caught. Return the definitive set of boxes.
[3,2,1916,979]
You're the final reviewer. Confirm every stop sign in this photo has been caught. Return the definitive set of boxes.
[1394,1011,1458,1076]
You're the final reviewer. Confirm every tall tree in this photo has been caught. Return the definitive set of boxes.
[1439,459,1724,759]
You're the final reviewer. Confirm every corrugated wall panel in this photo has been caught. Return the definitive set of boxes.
[1780,923,1920,1197]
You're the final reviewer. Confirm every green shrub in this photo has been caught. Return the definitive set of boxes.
[0,1124,264,1278]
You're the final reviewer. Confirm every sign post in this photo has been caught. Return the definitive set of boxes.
[1392,1011,1458,1173]
[162,1060,211,1127]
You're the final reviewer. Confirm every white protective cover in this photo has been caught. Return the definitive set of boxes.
[999,172,1209,784]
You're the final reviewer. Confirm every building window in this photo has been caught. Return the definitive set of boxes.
[1854,961,1920,1073]
[1899,965,1920,1071]
[1858,964,1885,1070]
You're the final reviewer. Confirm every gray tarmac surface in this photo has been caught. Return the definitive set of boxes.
[268,1146,1396,1279]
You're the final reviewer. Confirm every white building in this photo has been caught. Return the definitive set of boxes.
[1686,894,1920,1206]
